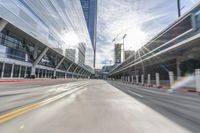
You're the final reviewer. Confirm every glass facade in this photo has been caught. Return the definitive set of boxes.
[80,0,97,51]
[0,0,94,70]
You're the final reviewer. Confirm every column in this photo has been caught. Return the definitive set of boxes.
[19,65,21,78]
[136,75,139,84]
[24,66,27,78]
[147,74,151,86]
[45,70,47,78]
[195,69,200,92]
[128,76,130,83]
[141,74,144,85]
[132,75,134,84]
[37,69,39,78]
[169,71,174,88]
[176,57,181,80]
[10,64,14,78]
[156,73,160,87]
[1,62,5,78]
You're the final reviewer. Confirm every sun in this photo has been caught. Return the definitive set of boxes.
[125,28,147,51]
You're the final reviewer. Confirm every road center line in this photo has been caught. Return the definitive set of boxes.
[0,84,88,123]
[128,90,144,98]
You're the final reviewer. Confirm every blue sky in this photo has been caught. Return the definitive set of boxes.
[96,0,200,69]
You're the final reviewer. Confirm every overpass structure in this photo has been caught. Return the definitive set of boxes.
[109,2,200,91]
[0,0,94,79]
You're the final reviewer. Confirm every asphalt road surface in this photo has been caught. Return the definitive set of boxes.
[0,79,199,133]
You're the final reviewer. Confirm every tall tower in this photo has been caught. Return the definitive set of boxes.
[114,43,123,64]
[80,0,97,68]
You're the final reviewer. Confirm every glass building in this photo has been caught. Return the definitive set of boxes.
[0,0,94,79]
[80,0,97,67]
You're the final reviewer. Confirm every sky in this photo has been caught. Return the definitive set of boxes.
[96,0,200,69]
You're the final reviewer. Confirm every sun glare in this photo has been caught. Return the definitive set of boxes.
[125,28,147,51]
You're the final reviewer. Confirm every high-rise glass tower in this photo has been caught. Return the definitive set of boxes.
[80,0,97,67]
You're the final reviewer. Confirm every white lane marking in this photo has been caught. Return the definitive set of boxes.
[128,90,143,98]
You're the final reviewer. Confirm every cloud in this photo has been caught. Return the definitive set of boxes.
[96,0,200,69]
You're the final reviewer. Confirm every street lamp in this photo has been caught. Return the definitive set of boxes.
[122,34,127,62]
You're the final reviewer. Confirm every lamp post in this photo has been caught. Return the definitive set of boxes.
[122,34,127,62]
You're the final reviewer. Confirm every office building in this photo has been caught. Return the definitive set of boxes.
[0,0,94,79]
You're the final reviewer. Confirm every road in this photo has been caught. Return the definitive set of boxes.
[108,81,200,133]
[0,80,199,133]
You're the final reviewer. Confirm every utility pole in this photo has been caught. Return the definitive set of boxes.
[177,0,181,17]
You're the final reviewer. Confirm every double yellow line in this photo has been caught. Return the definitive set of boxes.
[0,84,88,123]
[0,103,42,123]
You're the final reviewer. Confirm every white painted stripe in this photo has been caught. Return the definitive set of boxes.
[128,90,143,98]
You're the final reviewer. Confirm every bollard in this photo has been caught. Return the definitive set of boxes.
[156,73,160,87]
[141,75,144,85]
[147,74,151,86]
[168,71,174,88]
[195,69,200,92]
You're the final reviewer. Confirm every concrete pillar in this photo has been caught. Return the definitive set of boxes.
[141,74,144,85]
[41,69,44,78]
[147,74,151,86]
[195,69,200,92]
[169,71,174,88]
[128,76,130,83]
[136,75,139,84]
[45,70,47,78]
[53,69,56,77]
[11,64,14,78]
[132,75,134,83]
[24,66,27,78]
[176,58,181,80]
[156,73,160,87]
[19,65,21,78]
[1,62,5,78]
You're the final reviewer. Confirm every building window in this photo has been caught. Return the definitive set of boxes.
[3,63,12,78]
[20,66,25,78]
[13,65,20,78]
[0,62,3,77]
[194,10,200,29]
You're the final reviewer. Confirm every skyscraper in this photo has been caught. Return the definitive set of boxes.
[80,0,97,67]
[114,43,123,64]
